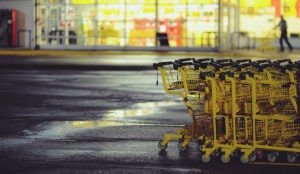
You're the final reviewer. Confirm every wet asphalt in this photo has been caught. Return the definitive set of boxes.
[0,66,300,173]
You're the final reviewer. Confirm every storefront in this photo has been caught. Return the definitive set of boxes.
[35,0,300,51]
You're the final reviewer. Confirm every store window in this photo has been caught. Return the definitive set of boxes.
[187,1,219,47]
[36,0,220,49]
[240,0,300,39]
[67,5,95,45]
[126,2,156,47]
[158,0,186,47]
[97,3,125,46]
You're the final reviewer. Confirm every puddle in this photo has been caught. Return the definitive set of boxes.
[69,121,130,128]
[26,100,183,139]
[104,101,178,118]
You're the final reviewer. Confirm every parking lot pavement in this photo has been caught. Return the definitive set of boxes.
[0,57,300,173]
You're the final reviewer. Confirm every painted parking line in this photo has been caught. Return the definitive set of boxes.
[0,50,228,57]
[251,161,300,166]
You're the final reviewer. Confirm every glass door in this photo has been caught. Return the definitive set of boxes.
[157,0,186,47]
[48,1,66,45]
[223,0,237,50]
[126,0,156,47]
[187,0,219,48]
[97,0,125,46]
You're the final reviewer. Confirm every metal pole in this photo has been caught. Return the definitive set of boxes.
[29,30,31,48]
[34,0,39,49]
[155,0,158,47]
[65,0,68,46]
[95,0,98,49]
[227,0,231,51]
[124,0,127,48]
[236,0,240,33]
[17,30,20,47]
[218,0,224,51]
[185,0,188,48]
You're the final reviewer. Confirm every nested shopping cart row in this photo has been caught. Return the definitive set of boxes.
[153,58,300,164]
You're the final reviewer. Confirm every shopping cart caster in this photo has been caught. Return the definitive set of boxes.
[240,154,249,164]
[158,140,168,150]
[267,152,278,163]
[197,140,204,152]
[213,151,220,157]
[201,153,211,163]
[249,152,257,162]
[220,154,231,164]
[198,145,202,152]
[287,152,297,163]
[178,142,188,152]
[257,151,264,160]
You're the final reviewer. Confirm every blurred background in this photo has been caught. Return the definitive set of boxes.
[0,0,300,51]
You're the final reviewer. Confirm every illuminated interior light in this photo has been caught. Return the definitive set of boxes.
[73,0,96,4]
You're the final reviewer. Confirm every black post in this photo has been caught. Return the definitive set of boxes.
[34,0,39,49]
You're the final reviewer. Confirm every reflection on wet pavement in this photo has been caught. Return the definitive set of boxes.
[26,100,183,139]
[104,101,178,118]
[69,121,132,128]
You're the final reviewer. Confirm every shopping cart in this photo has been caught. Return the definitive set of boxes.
[154,58,300,164]
[154,59,212,151]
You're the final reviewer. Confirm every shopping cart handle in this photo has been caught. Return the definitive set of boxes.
[239,71,254,80]
[194,63,208,69]
[294,61,300,69]
[175,58,195,63]
[261,63,275,68]
[235,59,252,64]
[255,60,271,63]
[216,59,233,64]
[199,71,215,80]
[194,58,214,63]
[257,63,275,72]
[252,60,271,66]
[234,63,252,71]
[219,62,232,67]
[173,62,180,70]
[219,71,234,80]
[252,61,273,71]
[284,64,293,71]
[173,62,194,70]
[153,61,173,69]
[273,59,292,65]
[210,62,222,71]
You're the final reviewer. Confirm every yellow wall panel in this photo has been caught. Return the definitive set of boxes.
[73,0,96,4]
[189,0,215,4]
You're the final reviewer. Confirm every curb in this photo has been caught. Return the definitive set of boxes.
[0,63,154,71]
[0,50,299,59]
[0,50,260,57]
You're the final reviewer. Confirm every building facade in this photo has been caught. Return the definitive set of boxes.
[1,0,300,51]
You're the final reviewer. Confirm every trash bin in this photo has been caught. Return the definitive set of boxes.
[156,33,169,46]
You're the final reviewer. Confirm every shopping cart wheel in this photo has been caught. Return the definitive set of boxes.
[158,140,168,150]
[178,142,188,151]
[249,153,257,162]
[240,154,249,164]
[198,145,202,152]
[220,154,231,164]
[287,152,296,163]
[201,153,211,163]
[267,152,277,163]
[213,151,220,157]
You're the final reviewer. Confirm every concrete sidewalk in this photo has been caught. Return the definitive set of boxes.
[0,49,299,70]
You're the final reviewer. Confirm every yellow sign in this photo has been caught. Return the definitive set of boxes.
[72,0,95,4]
[240,0,271,7]
[189,0,215,4]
